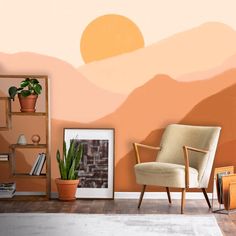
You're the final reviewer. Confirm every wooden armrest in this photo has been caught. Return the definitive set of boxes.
[183,145,209,154]
[182,146,209,188]
[133,142,161,164]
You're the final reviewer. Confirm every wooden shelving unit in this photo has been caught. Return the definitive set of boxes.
[10,144,47,149]
[0,74,51,199]
[10,112,47,116]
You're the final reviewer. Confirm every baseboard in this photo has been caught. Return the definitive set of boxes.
[15,192,46,196]
[114,192,214,199]
[16,191,215,200]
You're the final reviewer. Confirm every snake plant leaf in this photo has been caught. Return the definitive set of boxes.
[57,150,67,179]
[56,138,83,180]
[63,141,67,162]
[66,140,75,173]
[56,150,61,164]
[68,159,76,180]
[61,162,67,180]
[74,170,79,180]
[75,144,83,169]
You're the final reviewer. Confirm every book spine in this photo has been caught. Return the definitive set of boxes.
[33,154,42,175]
[29,153,41,175]
[36,153,46,175]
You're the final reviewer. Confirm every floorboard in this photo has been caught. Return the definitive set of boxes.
[0,198,236,235]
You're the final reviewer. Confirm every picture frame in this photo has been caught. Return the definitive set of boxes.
[63,128,115,199]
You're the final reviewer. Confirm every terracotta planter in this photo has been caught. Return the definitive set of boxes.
[18,94,38,112]
[55,178,79,201]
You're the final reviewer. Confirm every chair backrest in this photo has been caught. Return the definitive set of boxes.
[157,124,221,187]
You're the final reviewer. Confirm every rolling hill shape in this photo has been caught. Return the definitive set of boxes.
[78,22,236,94]
[52,69,236,167]
[116,83,236,191]
[0,52,125,122]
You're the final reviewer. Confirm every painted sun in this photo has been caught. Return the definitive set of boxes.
[80,14,144,63]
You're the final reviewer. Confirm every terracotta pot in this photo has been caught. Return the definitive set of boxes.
[18,94,38,112]
[55,178,79,201]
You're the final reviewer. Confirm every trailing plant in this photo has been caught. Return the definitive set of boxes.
[56,140,83,180]
[8,77,42,101]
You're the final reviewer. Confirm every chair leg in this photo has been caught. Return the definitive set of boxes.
[202,188,211,208]
[181,188,186,214]
[138,185,146,209]
[166,187,171,204]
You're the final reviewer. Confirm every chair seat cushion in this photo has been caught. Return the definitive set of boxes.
[134,162,199,188]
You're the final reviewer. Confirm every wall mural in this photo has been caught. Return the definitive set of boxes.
[0,1,236,192]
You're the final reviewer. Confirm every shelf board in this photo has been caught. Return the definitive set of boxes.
[12,173,46,179]
[0,75,48,79]
[10,144,47,149]
[10,112,47,116]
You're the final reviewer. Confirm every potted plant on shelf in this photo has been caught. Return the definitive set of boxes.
[8,77,42,112]
[56,140,83,201]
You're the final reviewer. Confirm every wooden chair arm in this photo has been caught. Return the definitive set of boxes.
[133,142,161,164]
[183,145,209,188]
[183,145,209,154]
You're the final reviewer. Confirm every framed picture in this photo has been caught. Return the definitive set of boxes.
[64,128,115,199]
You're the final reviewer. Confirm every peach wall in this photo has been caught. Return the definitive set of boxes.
[1,1,236,193]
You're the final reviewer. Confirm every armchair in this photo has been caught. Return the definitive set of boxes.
[134,124,221,213]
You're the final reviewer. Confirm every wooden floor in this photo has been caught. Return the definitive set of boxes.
[0,197,236,235]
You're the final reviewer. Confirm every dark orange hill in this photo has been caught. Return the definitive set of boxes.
[116,83,236,192]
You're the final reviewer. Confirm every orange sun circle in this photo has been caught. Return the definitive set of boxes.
[80,14,144,63]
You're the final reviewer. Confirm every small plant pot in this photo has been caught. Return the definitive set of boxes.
[55,178,79,201]
[18,94,38,112]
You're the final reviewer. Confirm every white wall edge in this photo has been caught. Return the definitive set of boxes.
[114,192,215,199]
[16,192,216,200]
[15,192,45,196]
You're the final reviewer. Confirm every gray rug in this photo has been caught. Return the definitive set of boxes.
[0,213,222,236]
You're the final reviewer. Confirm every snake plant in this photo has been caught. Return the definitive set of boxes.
[56,140,83,180]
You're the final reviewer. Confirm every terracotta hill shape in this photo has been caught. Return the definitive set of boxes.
[116,83,236,191]
[0,52,126,122]
[51,69,236,168]
[78,22,236,94]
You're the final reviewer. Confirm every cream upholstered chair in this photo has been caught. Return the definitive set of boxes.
[134,124,221,213]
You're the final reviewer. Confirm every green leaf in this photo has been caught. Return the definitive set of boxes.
[63,141,67,162]
[20,79,29,88]
[68,159,76,180]
[8,86,18,100]
[33,84,42,95]
[57,139,82,180]
[74,170,79,180]
[30,79,39,84]
[75,144,83,169]
[21,90,31,97]
[66,140,75,175]
[56,150,61,164]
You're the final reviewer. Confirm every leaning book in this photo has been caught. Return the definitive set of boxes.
[0,182,16,198]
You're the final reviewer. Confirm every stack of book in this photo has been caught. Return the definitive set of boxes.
[0,182,16,198]
[29,153,46,176]
[0,153,9,162]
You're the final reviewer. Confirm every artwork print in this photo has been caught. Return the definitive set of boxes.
[75,139,109,188]
[64,128,114,199]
